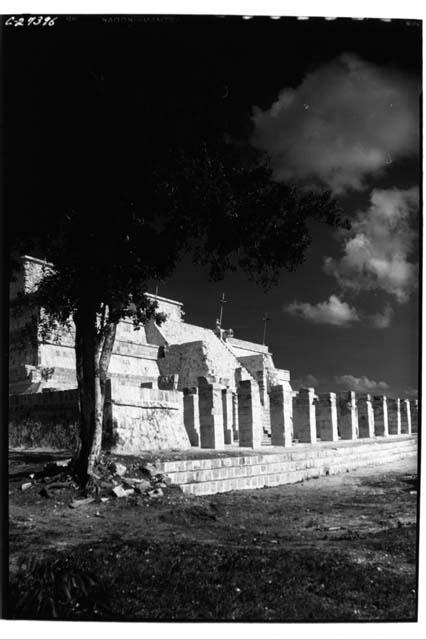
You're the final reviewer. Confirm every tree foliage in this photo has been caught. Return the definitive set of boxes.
[6,21,346,482]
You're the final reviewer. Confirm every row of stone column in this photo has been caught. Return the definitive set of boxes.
[183,379,417,450]
[183,378,266,449]
[293,389,417,444]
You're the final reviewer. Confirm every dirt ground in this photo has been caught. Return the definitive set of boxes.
[8,450,418,622]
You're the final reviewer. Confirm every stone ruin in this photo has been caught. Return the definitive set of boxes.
[9,256,418,453]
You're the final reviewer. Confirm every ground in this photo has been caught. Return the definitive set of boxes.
[8,450,418,622]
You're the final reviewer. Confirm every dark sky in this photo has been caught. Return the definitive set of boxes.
[4,15,421,397]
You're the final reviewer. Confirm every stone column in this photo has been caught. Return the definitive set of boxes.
[357,394,375,438]
[400,399,412,435]
[183,388,200,446]
[411,400,418,433]
[387,398,401,435]
[372,395,388,436]
[198,378,225,449]
[293,388,317,443]
[317,392,338,441]
[269,384,293,447]
[222,388,234,444]
[232,392,239,441]
[237,379,263,448]
[337,391,359,440]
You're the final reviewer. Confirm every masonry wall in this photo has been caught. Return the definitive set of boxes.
[158,339,253,392]
[9,390,80,449]
[9,381,190,453]
[105,380,190,453]
[9,257,178,394]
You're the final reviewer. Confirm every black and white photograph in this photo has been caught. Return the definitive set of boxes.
[2,4,422,629]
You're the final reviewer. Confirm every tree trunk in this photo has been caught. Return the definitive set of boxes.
[73,306,117,486]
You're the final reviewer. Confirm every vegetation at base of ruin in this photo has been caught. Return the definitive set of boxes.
[8,454,417,621]
[8,33,346,487]
[9,419,80,450]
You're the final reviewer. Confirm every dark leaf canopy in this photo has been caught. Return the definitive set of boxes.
[6,19,345,323]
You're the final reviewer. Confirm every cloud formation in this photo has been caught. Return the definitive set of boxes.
[292,373,319,390]
[369,305,393,329]
[324,187,419,302]
[252,53,419,193]
[334,374,389,393]
[285,295,359,327]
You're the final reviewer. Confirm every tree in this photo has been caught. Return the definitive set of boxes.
[6,22,345,485]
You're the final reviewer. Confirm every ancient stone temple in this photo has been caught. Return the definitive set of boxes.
[9,256,418,459]
[9,256,293,452]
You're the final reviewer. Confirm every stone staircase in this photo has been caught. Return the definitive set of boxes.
[158,435,417,496]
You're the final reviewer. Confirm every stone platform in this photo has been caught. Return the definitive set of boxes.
[156,435,417,496]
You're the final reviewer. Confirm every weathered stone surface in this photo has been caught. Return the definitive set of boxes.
[317,393,338,441]
[269,384,293,447]
[357,394,375,438]
[372,395,389,436]
[104,379,190,454]
[183,389,200,446]
[400,399,412,435]
[198,378,225,449]
[112,486,129,498]
[114,463,127,476]
[387,398,401,435]
[293,388,317,443]
[222,388,234,444]
[237,379,263,448]
[411,400,418,433]
[337,392,359,440]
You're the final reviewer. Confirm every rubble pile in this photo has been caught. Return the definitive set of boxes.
[19,454,180,506]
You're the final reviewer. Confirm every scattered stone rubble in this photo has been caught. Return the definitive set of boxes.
[20,454,179,505]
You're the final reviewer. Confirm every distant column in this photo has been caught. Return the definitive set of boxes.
[387,398,401,435]
[237,379,263,448]
[293,388,317,443]
[198,378,225,449]
[269,384,293,447]
[358,394,375,438]
[372,395,389,436]
[232,392,239,441]
[183,388,200,446]
[400,399,412,435]
[317,392,338,441]
[222,388,234,444]
[411,400,418,433]
[337,392,359,440]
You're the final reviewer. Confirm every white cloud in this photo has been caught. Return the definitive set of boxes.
[292,374,319,390]
[403,388,418,399]
[252,53,419,193]
[369,305,393,329]
[324,187,419,303]
[335,374,389,393]
[285,295,359,327]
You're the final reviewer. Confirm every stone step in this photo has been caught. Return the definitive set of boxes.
[164,442,416,485]
[159,435,416,473]
[159,436,417,496]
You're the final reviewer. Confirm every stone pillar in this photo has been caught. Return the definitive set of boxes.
[237,379,263,448]
[232,392,239,440]
[269,384,293,447]
[198,378,225,449]
[317,393,338,441]
[337,392,359,440]
[372,395,388,436]
[411,400,418,433]
[293,388,317,443]
[387,398,401,435]
[357,394,375,438]
[222,388,234,444]
[400,399,412,435]
[183,388,200,446]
